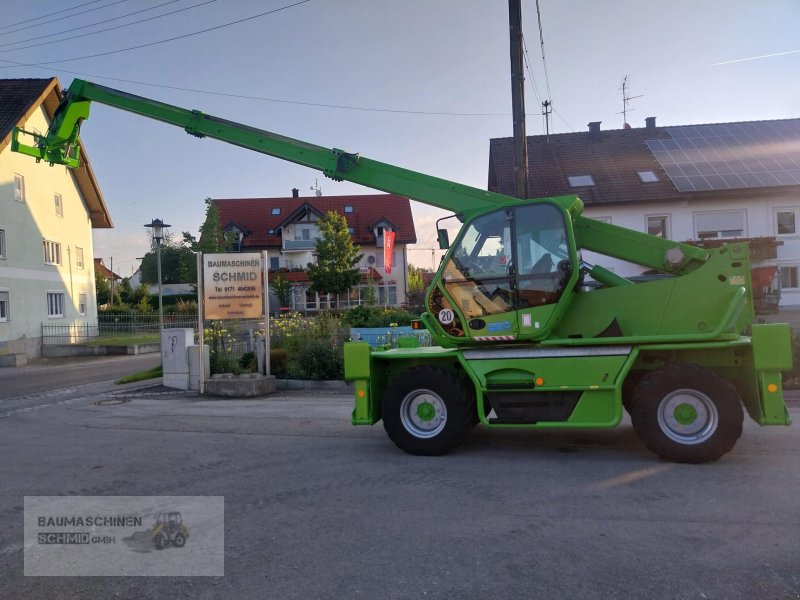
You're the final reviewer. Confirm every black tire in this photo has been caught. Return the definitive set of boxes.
[629,363,743,464]
[621,370,644,415]
[382,366,474,455]
[172,532,186,548]
[154,534,166,550]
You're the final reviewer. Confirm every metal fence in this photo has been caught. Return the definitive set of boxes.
[349,327,432,348]
[42,322,100,345]
[98,313,198,334]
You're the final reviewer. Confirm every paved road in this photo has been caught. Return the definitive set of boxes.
[0,354,161,400]
[0,383,798,599]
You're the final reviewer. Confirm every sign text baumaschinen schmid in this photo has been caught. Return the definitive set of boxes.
[203,253,262,319]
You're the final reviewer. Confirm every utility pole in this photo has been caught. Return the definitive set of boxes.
[542,99,552,142]
[508,0,529,200]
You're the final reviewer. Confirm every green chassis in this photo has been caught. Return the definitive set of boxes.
[346,323,792,431]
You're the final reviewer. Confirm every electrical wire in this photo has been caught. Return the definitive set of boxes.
[0,59,510,117]
[0,0,106,31]
[520,33,543,106]
[0,0,312,66]
[0,0,218,53]
[552,107,574,132]
[534,0,552,102]
[0,0,131,38]
[0,0,182,50]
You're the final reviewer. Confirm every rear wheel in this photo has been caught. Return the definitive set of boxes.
[382,366,474,455]
[630,363,743,463]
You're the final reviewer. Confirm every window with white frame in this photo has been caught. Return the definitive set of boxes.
[79,293,87,316]
[647,214,670,238]
[54,193,63,217]
[75,246,84,269]
[694,211,745,239]
[0,291,9,321]
[780,266,799,289]
[47,292,65,318]
[775,209,798,236]
[14,174,25,202]
[0,229,5,259]
[43,240,61,265]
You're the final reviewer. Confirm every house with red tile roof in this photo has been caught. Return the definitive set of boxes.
[212,191,417,312]
[489,117,800,311]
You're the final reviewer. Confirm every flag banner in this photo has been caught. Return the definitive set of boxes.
[384,231,396,274]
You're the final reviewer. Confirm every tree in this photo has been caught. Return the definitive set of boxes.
[271,274,292,308]
[406,264,430,309]
[182,198,233,253]
[117,277,134,305]
[95,271,111,306]
[306,211,363,299]
[140,244,197,285]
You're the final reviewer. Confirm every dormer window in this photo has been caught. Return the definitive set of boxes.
[567,175,596,187]
[271,207,281,215]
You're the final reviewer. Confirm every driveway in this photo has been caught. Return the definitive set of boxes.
[1,385,798,599]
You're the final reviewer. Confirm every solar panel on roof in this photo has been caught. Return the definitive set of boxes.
[646,121,800,192]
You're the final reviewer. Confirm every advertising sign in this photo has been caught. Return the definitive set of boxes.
[203,253,263,319]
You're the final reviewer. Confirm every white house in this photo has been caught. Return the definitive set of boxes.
[0,78,112,361]
[212,190,417,311]
[489,117,800,311]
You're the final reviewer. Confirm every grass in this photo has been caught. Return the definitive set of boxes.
[82,332,160,346]
[116,365,162,385]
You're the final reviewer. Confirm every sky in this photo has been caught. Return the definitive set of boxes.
[2,0,799,277]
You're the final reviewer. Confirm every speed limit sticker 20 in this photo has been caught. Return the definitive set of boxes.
[438,309,455,324]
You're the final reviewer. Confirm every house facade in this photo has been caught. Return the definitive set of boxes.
[212,191,417,312]
[488,117,800,309]
[0,78,112,359]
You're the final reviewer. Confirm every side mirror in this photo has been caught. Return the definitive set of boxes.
[437,228,450,250]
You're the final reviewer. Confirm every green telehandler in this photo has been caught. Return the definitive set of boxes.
[13,79,792,463]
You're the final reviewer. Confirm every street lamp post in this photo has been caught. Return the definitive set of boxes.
[144,218,171,336]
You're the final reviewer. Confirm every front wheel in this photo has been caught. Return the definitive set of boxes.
[629,363,743,463]
[382,366,474,456]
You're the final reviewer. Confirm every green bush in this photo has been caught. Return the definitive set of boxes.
[340,306,417,328]
[271,348,288,377]
[273,313,348,379]
[290,337,343,380]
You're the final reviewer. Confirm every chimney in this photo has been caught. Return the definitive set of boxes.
[588,121,602,142]
[291,187,299,198]
[645,116,656,130]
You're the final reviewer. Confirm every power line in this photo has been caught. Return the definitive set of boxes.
[0,0,312,66]
[0,59,510,117]
[0,0,131,38]
[520,33,543,105]
[0,0,217,53]
[552,107,574,132]
[534,0,552,101]
[0,0,106,31]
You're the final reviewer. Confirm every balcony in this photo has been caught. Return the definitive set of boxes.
[283,240,317,251]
